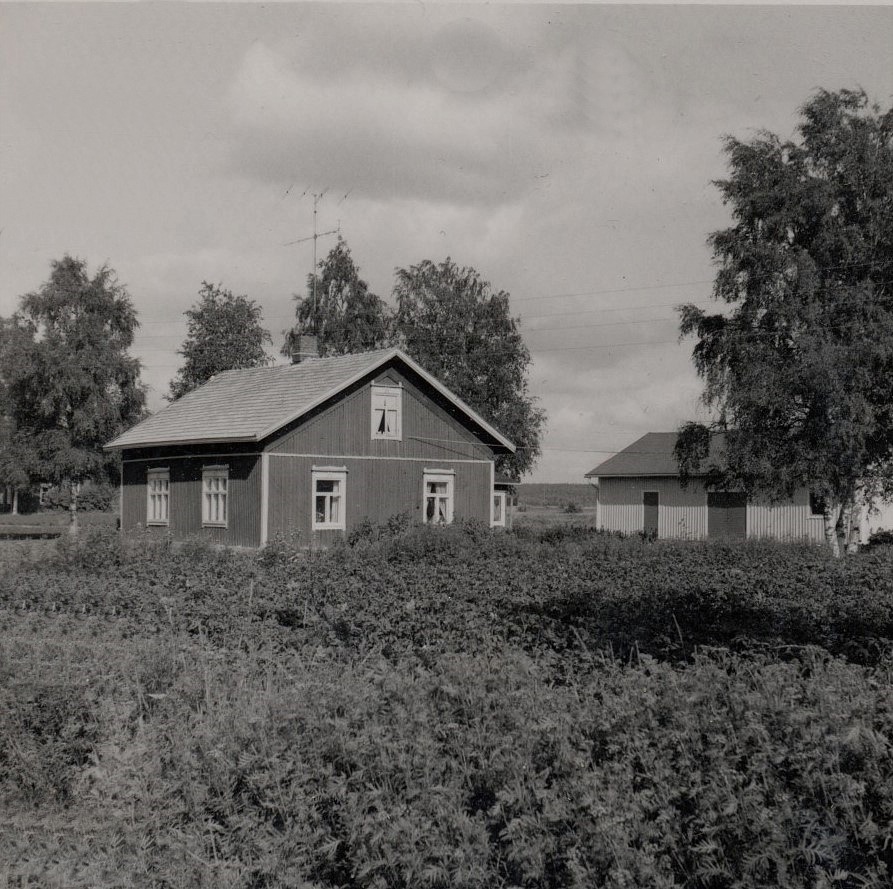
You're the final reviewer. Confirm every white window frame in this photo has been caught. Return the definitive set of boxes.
[146,468,170,526]
[423,471,454,525]
[202,466,228,528]
[371,385,402,441]
[492,490,507,527]
[312,469,347,531]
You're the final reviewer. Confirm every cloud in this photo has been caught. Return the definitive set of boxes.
[227,39,553,204]
[223,9,658,208]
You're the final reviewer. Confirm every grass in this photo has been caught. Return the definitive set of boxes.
[0,511,117,566]
[0,509,117,528]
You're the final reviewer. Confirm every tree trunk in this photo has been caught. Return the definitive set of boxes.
[845,501,862,554]
[68,481,80,537]
[822,501,843,558]
[11,488,19,516]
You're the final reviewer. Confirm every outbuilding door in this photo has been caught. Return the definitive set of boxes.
[707,492,747,539]
[643,491,659,537]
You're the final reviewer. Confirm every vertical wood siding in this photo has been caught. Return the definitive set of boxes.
[121,453,262,547]
[598,476,825,543]
[267,456,492,546]
[266,365,493,461]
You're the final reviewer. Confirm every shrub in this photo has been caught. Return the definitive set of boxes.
[257,529,304,567]
[53,525,171,572]
[42,482,115,512]
[347,512,414,546]
[867,528,893,549]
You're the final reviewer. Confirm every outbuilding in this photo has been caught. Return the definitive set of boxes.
[584,432,893,544]
[105,347,515,547]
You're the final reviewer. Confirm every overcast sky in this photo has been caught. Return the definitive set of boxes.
[1,3,891,482]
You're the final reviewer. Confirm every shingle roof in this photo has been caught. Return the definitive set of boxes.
[106,348,515,452]
[584,432,727,478]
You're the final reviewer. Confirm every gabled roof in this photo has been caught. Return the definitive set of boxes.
[585,432,727,478]
[105,347,515,452]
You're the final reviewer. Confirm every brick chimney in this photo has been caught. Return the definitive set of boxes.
[291,334,319,364]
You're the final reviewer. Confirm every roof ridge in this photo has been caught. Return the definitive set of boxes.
[106,345,515,453]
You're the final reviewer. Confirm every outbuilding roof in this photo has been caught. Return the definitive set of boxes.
[105,347,515,452]
[585,431,727,478]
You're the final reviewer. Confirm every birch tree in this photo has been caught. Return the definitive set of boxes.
[677,89,893,555]
[2,257,146,533]
[282,237,391,360]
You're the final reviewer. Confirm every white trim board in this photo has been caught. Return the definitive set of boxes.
[123,452,261,463]
[122,452,491,465]
[259,452,270,547]
[267,452,492,464]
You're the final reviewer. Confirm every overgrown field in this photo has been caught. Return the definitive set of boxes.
[515,482,599,510]
[2,525,892,888]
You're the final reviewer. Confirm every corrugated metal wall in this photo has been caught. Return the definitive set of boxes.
[748,491,824,543]
[267,365,494,461]
[599,476,709,538]
[121,453,263,547]
[598,476,825,542]
[268,456,492,546]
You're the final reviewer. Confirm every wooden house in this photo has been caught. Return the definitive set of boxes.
[105,348,515,547]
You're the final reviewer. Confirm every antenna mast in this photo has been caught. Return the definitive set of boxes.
[283,189,339,318]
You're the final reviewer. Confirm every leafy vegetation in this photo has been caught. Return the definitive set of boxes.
[283,239,547,479]
[392,258,545,479]
[1,527,892,887]
[168,282,272,401]
[0,256,146,532]
[677,89,893,555]
[283,236,391,360]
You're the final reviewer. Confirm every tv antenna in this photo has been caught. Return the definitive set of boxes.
[283,190,340,313]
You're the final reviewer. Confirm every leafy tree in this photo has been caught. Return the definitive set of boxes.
[0,428,30,516]
[1,256,146,531]
[676,89,893,555]
[283,237,391,360]
[392,258,545,478]
[0,320,28,513]
[168,282,272,401]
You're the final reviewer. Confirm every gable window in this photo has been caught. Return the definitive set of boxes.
[147,469,170,525]
[423,471,454,524]
[202,467,228,527]
[313,469,346,530]
[371,385,401,440]
[492,491,507,527]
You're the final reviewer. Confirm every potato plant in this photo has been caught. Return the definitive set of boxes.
[1,524,892,887]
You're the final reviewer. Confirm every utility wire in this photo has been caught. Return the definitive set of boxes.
[129,256,892,326]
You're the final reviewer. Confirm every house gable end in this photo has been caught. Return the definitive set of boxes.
[263,360,497,461]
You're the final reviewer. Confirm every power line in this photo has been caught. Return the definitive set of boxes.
[511,279,712,302]
[129,256,891,326]
[19,311,893,370]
